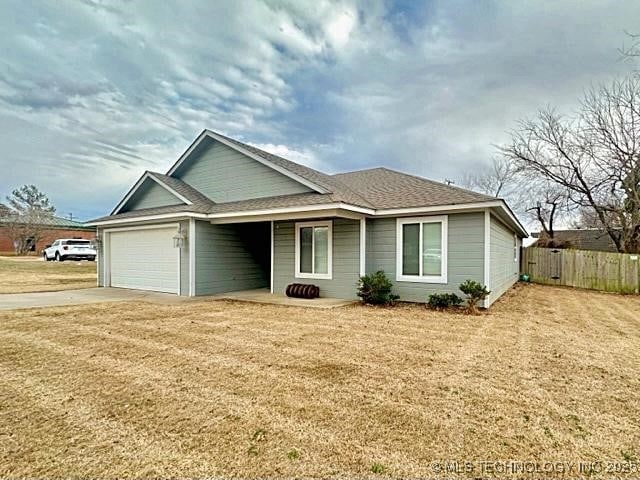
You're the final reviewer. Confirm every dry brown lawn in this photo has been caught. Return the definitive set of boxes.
[0,256,96,293]
[0,283,639,478]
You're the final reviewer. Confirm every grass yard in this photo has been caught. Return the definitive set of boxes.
[0,283,639,477]
[0,256,96,293]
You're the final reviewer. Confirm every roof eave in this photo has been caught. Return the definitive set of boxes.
[90,199,527,237]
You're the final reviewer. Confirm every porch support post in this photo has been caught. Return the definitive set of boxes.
[270,220,275,294]
[360,218,366,277]
[189,218,196,297]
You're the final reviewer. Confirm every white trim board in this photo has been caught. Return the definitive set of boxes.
[111,172,193,215]
[484,209,491,308]
[166,130,329,195]
[92,199,528,239]
[189,218,196,297]
[209,207,365,224]
[87,212,208,227]
[376,200,527,237]
[270,221,275,294]
[359,218,366,277]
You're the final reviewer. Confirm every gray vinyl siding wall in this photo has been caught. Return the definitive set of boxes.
[273,218,361,299]
[174,140,312,203]
[489,215,519,304]
[122,180,183,211]
[194,220,270,295]
[366,212,485,302]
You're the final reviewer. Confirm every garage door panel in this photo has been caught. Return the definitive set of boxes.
[109,227,179,294]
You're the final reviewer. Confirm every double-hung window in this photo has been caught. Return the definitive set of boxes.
[396,216,448,283]
[295,220,332,279]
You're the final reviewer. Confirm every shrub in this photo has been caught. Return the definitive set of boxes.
[459,279,490,313]
[427,292,463,309]
[357,270,399,305]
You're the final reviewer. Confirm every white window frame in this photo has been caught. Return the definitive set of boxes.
[513,233,518,263]
[396,215,448,284]
[294,220,333,280]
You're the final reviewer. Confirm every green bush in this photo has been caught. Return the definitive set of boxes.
[427,292,463,309]
[357,270,399,305]
[459,279,491,313]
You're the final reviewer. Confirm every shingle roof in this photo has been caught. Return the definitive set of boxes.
[148,172,216,210]
[90,131,503,224]
[89,192,342,223]
[332,167,495,209]
[91,204,205,223]
[532,229,618,252]
[208,192,340,213]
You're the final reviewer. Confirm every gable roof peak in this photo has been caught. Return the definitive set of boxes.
[167,129,333,195]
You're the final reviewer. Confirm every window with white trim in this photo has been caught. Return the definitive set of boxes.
[295,220,332,279]
[396,216,448,283]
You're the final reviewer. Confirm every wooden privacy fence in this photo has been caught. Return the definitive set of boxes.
[522,247,640,294]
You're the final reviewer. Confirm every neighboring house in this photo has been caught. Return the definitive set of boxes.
[0,215,96,253]
[531,229,618,252]
[88,130,527,306]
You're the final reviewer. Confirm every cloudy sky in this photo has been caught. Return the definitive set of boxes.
[0,0,638,220]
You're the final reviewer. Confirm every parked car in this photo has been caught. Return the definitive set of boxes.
[43,239,96,261]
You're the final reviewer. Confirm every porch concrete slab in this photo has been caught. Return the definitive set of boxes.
[0,287,191,311]
[210,288,357,308]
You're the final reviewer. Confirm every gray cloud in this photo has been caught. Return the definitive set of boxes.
[0,0,638,220]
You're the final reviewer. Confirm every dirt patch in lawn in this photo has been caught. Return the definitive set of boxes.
[0,257,96,293]
[0,283,638,477]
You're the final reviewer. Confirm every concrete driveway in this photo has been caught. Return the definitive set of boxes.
[0,287,190,311]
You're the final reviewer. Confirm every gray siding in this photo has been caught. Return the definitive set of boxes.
[122,179,184,212]
[174,140,312,202]
[194,220,269,295]
[273,218,361,299]
[366,213,485,302]
[489,215,519,304]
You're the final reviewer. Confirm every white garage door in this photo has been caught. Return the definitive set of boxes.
[108,226,179,294]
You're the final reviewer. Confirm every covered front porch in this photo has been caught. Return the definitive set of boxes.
[193,207,365,300]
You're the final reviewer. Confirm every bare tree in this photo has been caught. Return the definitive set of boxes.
[461,156,561,234]
[619,31,640,59]
[462,156,519,198]
[523,182,570,240]
[1,185,56,255]
[500,75,640,253]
